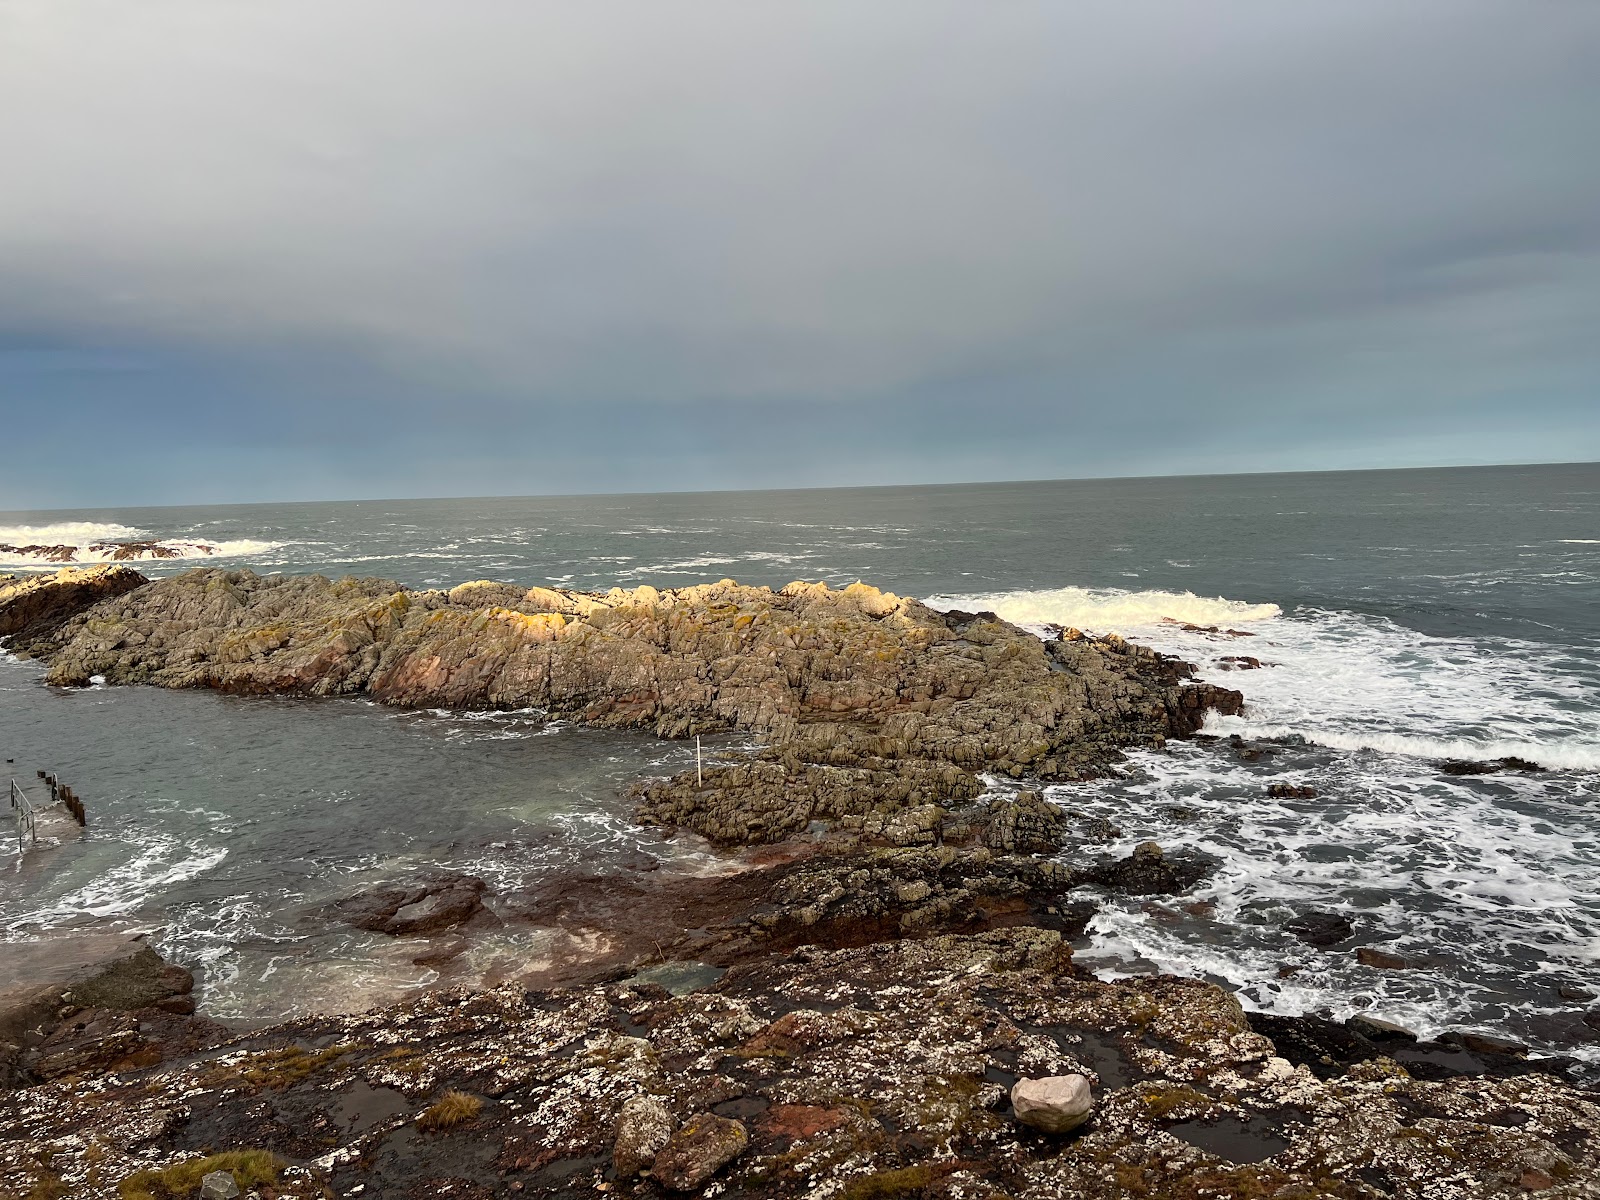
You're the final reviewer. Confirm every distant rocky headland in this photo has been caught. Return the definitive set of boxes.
[2,565,1598,1199]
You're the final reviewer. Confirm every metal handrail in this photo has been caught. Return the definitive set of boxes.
[9,777,37,847]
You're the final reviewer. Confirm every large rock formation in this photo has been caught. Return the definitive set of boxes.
[0,564,148,652]
[6,567,1242,845]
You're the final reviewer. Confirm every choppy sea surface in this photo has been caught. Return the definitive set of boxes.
[2,464,1598,1059]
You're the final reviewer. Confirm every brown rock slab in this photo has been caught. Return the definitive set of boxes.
[651,1113,748,1190]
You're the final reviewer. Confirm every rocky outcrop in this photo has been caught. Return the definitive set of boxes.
[0,564,148,652]
[13,567,1242,846]
[332,873,495,936]
[0,933,203,1087]
[5,927,1598,1199]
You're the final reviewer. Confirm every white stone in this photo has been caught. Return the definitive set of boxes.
[1011,1073,1094,1133]
[199,1171,242,1200]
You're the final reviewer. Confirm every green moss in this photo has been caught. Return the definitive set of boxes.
[118,1150,283,1200]
[198,1043,352,1091]
[1138,1083,1211,1120]
[840,1165,934,1199]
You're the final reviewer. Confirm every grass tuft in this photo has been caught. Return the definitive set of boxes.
[417,1090,483,1132]
[117,1149,283,1200]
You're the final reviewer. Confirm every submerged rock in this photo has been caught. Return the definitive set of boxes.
[1285,910,1354,947]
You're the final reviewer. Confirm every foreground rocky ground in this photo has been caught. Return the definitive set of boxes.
[5,567,1600,1197]
[4,918,1598,1200]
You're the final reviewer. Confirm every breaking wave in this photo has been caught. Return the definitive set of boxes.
[929,586,1600,775]
[0,521,280,566]
[924,585,1281,631]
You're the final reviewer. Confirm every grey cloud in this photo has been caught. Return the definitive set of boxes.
[0,0,1597,504]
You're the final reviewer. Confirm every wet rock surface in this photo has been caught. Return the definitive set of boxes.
[333,873,496,937]
[1072,840,1216,896]
[5,929,1600,1198]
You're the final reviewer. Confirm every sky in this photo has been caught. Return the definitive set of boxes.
[1,1,1598,508]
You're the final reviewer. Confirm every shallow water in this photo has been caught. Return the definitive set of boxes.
[2,463,1597,1050]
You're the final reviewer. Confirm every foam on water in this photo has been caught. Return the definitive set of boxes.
[934,582,1600,1056]
[0,521,282,566]
[926,585,1281,630]
[928,587,1600,773]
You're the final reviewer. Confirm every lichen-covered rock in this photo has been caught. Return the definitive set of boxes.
[3,928,1597,1199]
[650,1112,748,1190]
[983,790,1068,853]
[0,564,148,651]
[28,568,1241,846]
[612,1093,674,1176]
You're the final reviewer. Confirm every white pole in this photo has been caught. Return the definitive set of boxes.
[696,736,703,787]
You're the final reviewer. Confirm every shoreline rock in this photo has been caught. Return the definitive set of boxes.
[3,567,1242,848]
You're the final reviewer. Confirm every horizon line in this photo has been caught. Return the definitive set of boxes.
[4,456,1597,517]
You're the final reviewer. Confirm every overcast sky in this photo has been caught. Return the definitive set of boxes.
[2,1,1597,507]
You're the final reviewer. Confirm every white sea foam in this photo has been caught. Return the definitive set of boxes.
[929,586,1600,773]
[925,585,1281,631]
[0,521,282,566]
[0,521,145,543]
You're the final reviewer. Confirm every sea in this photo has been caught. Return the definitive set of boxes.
[2,463,1598,1063]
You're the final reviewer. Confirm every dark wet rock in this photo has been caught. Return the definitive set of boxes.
[746,846,1097,948]
[612,1093,674,1176]
[1266,782,1319,798]
[1348,1015,1415,1042]
[1356,946,1411,969]
[1216,655,1263,670]
[333,873,494,936]
[650,1113,748,1190]
[982,790,1068,854]
[0,564,148,652]
[1447,1031,1530,1058]
[1560,984,1597,1001]
[1440,756,1547,775]
[1073,841,1215,896]
[1286,910,1354,947]
[1248,1011,1574,1084]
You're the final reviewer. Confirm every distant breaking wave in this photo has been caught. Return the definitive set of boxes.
[923,585,1281,631]
[926,585,1599,773]
[0,521,280,567]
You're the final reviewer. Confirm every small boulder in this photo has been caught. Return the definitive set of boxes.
[200,1171,241,1200]
[613,1094,674,1177]
[651,1113,748,1191]
[1011,1073,1094,1134]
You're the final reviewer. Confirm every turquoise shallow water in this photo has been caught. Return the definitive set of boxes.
[2,463,1598,1053]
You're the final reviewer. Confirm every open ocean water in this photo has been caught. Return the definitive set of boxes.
[3,463,1598,1062]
